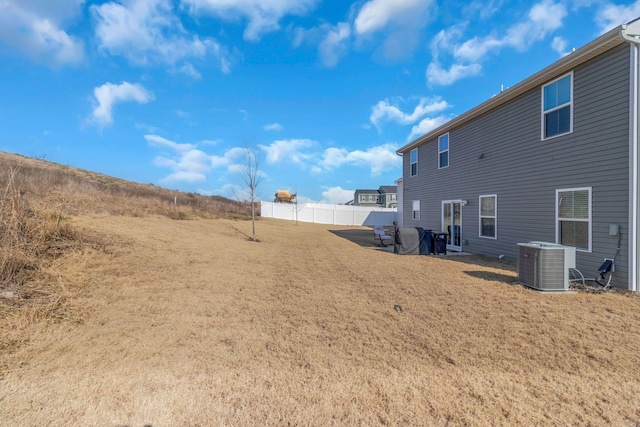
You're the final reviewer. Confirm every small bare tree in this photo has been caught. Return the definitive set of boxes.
[240,147,263,241]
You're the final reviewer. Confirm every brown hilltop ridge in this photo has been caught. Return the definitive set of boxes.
[1,151,640,425]
[0,151,249,218]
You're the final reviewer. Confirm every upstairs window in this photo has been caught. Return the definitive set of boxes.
[438,133,449,169]
[479,195,497,239]
[359,194,380,203]
[542,73,573,139]
[410,148,418,176]
[556,187,591,252]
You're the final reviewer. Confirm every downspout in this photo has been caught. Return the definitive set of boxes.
[622,24,640,292]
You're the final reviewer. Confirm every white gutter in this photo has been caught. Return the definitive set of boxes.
[629,47,639,292]
[623,21,640,292]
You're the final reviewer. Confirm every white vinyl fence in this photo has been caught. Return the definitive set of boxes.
[260,202,397,226]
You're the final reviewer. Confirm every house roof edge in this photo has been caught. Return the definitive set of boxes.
[396,24,626,155]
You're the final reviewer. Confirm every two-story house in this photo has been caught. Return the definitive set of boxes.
[397,19,640,292]
[353,186,398,208]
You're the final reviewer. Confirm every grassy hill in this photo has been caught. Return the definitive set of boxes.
[0,151,250,348]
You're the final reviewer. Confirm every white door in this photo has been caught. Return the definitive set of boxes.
[442,201,462,251]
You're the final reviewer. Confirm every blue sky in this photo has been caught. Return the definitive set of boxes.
[1,0,639,204]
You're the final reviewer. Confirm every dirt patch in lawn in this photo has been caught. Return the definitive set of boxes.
[2,216,640,426]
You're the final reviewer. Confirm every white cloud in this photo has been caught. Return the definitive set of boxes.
[264,122,284,131]
[200,138,222,146]
[145,134,246,184]
[596,1,640,34]
[293,22,350,67]
[353,0,433,60]
[426,61,482,86]
[551,36,569,57]
[503,0,567,51]
[426,26,483,85]
[293,0,429,66]
[92,0,231,73]
[0,0,84,66]
[176,63,202,79]
[426,0,567,86]
[258,139,315,164]
[429,25,463,52]
[529,0,566,32]
[145,134,195,151]
[321,186,354,204]
[146,135,209,183]
[211,146,246,168]
[353,0,430,35]
[91,82,154,127]
[181,0,319,41]
[320,143,401,176]
[159,170,208,183]
[321,147,349,170]
[211,182,246,200]
[370,97,450,130]
[318,22,351,67]
[453,35,502,63]
[408,116,450,141]
[462,0,506,20]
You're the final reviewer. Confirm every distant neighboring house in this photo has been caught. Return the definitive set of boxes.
[353,186,397,208]
[397,19,640,292]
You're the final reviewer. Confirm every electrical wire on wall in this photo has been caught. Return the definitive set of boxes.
[569,228,621,293]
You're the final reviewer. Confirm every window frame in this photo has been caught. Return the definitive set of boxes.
[438,133,449,169]
[412,200,420,220]
[555,187,591,252]
[541,72,573,140]
[410,148,418,176]
[358,194,376,204]
[479,194,497,239]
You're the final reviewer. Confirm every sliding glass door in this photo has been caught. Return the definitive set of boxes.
[442,201,462,251]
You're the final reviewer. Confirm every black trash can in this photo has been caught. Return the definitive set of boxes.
[433,232,447,255]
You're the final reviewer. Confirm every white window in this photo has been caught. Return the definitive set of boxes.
[479,195,497,239]
[410,148,418,176]
[359,194,379,203]
[438,133,449,169]
[556,187,591,252]
[542,73,573,139]
[412,200,420,220]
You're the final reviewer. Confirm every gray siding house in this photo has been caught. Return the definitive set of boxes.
[353,186,398,208]
[397,20,640,292]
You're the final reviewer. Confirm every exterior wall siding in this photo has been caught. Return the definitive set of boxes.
[402,44,631,288]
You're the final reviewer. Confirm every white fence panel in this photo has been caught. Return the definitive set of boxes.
[297,204,315,223]
[271,202,295,220]
[260,202,397,226]
[334,208,354,225]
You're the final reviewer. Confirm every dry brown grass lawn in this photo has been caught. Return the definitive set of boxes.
[2,213,640,426]
[2,152,640,425]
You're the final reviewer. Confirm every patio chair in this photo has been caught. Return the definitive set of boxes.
[373,225,393,247]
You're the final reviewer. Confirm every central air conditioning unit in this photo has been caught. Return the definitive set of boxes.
[517,242,576,292]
